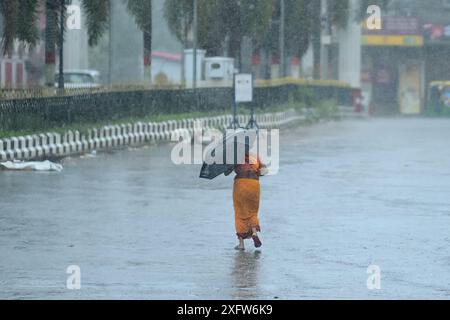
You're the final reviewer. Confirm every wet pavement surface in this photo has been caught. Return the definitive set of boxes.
[1,118,450,299]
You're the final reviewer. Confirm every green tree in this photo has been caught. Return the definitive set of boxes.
[285,0,311,58]
[259,0,314,77]
[44,0,111,86]
[164,0,273,61]
[206,0,273,62]
[164,0,194,45]
[0,0,40,54]
[82,0,110,47]
[1,0,152,85]
[125,0,152,63]
[44,0,59,86]
[328,0,349,29]
[309,0,390,79]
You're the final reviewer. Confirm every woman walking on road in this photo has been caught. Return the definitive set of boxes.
[226,152,268,251]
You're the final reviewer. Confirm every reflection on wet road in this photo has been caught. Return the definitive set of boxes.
[1,118,450,299]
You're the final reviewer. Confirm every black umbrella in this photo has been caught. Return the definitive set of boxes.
[199,129,257,180]
[199,162,234,180]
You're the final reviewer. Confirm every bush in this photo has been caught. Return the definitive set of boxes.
[293,86,317,108]
[315,99,339,119]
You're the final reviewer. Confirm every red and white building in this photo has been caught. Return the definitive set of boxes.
[1,3,46,89]
[0,41,46,89]
[0,41,26,89]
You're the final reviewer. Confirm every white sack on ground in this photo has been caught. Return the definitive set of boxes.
[0,161,63,172]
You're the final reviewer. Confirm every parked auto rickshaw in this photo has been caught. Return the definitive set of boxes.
[427,81,450,115]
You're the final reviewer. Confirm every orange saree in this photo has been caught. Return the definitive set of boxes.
[233,178,261,239]
[232,155,263,239]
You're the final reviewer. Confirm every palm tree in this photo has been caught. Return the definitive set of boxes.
[0,0,40,55]
[164,0,273,71]
[310,0,390,80]
[264,0,312,77]
[125,0,152,78]
[0,0,110,85]
[1,0,151,86]
[45,0,110,87]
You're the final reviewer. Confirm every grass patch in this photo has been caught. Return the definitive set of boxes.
[0,99,338,139]
[0,110,228,139]
[0,106,294,139]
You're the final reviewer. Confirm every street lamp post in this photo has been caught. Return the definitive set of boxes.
[320,0,329,80]
[58,0,66,90]
[193,0,198,89]
[279,0,285,78]
[108,1,112,85]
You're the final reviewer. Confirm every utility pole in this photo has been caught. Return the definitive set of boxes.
[320,0,329,80]
[338,0,361,88]
[312,0,322,80]
[279,0,285,78]
[58,0,65,90]
[193,0,198,89]
[181,18,187,87]
[108,1,112,85]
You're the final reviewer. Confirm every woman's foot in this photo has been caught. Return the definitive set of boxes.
[235,237,245,251]
[252,233,262,248]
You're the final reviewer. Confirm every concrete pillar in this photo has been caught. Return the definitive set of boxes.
[320,0,330,80]
[338,0,361,88]
[184,49,206,87]
[0,139,6,161]
[302,45,314,79]
[110,0,144,84]
[240,36,253,74]
[64,0,89,70]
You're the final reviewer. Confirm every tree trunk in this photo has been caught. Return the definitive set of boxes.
[45,1,58,87]
[229,33,242,72]
[311,0,321,80]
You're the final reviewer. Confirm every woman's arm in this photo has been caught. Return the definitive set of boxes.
[224,165,235,176]
[258,157,269,176]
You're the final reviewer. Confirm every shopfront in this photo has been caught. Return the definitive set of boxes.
[361,17,424,115]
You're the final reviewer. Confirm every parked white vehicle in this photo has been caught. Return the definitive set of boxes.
[54,69,102,89]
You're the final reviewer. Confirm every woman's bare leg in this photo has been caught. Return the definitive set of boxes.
[235,237,245,251]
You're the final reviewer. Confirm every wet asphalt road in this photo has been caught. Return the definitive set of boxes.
[1,118,450,299]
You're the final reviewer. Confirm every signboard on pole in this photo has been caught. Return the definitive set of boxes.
[234,74,253,103]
